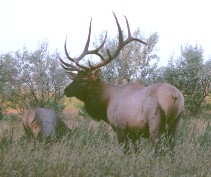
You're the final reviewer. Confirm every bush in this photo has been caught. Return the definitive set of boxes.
[0,41,68,114]
[162,44,211,115]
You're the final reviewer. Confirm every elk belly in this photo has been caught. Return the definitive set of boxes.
[107,99,147,130]
[126,116,148,130]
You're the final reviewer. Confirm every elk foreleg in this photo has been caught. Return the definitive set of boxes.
[114,128,137,154]
[116,131,128,152]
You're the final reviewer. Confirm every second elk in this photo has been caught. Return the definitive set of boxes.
[21,108,71,140]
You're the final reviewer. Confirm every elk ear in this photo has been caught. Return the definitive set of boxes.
[93,69,101,80]
[65,72,76,80]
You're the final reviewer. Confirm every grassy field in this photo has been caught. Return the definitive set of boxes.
[0,102,210,177]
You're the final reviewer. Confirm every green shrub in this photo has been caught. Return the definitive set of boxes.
[162,44,211,115]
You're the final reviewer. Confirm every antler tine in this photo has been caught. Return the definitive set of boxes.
[74,19,93,70]
[124,15,148,45]
[62,39,85,71]
[124,15,132,39]
[60,63,78,72]
[109,12,148,59]
[113,12,124,45]
[89,31,107,61]
[59,57,81,72]
[64,40,74,62]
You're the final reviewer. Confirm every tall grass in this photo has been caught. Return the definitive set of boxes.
[0,111,210,177]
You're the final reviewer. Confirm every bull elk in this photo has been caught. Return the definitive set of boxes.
[21,108,71,140]
[60,12,184,151]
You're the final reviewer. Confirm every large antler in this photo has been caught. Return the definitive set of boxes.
[60,12,147,72]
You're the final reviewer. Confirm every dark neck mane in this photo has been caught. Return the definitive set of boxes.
[82,82,110,122]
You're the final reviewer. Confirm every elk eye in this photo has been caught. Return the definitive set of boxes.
[79,78,89,86]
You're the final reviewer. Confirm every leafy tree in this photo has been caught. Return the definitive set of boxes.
[0,41,67,114]
[0,52,18,116]
[92,29,160,85]
[162,44,211,115]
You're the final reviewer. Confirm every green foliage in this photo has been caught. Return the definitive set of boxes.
[0,41,67,114]
[1,113,18,122]
[0,107,3,120]
[205,103,211,109]
[161,44,211,115]
[0,53,17,113]
[199,122,211,147]
[0,129,13,151]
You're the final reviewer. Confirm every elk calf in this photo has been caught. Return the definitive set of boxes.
[21,108,70,140]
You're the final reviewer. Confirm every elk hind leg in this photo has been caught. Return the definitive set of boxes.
[148,115,162,150]
[115,130,130,153]
[148,106,167,153]
[167,113,181,150]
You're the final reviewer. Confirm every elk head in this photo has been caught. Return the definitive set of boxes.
[60,12,147,100]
